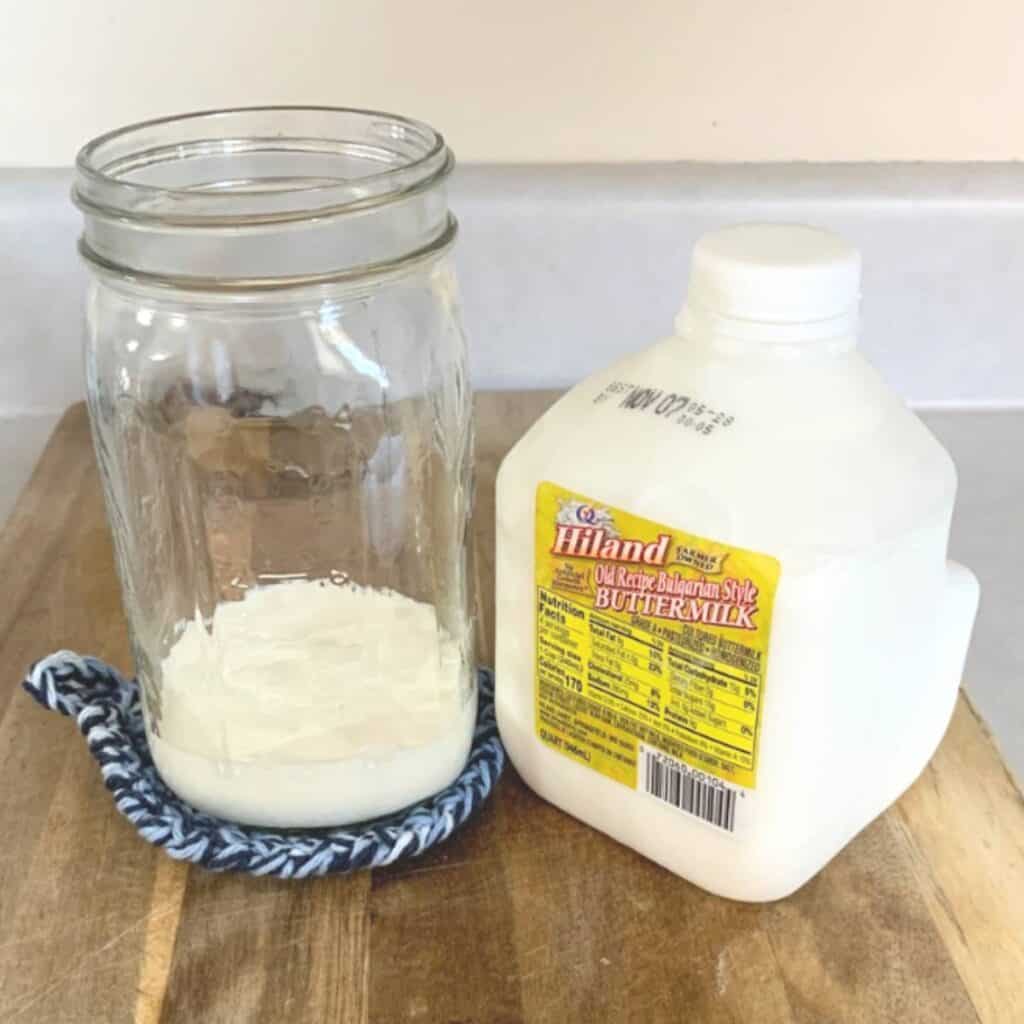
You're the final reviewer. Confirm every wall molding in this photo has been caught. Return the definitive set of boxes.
[2,163,1021,416]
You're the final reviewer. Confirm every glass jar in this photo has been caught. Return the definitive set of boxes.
[75,108,475,827]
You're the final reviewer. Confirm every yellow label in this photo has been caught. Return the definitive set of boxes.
[535,483,779,814]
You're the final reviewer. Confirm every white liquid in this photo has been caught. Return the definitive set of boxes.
[148,580,474,827]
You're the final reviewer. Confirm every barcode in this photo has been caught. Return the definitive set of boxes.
[642,750,737,833]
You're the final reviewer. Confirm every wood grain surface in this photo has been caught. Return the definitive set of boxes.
[0,393,1022,1024]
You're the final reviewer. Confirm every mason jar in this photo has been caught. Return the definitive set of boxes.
[74,108,475,827]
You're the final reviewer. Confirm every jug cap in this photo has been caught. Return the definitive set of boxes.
[679,223,861,342]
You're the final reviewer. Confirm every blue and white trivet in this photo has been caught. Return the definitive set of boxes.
[23,652,504,879]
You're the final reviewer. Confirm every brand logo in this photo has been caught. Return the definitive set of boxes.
[552,525,672,566]
[553,498,670,565]
[557,498,618,536]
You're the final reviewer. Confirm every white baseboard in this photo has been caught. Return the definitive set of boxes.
[2,163,1022,416]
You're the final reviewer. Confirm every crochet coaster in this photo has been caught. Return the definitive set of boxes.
[23,652,504,879]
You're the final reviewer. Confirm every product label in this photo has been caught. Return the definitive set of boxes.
[534,483,779,836]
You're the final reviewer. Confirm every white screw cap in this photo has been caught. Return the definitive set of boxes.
[681,223,861,337]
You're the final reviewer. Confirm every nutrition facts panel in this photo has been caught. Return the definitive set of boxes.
[536,585,765,786]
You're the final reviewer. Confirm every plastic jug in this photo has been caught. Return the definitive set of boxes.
[494,224,979,901]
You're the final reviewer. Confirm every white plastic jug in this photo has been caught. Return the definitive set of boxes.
[495,224,979,901]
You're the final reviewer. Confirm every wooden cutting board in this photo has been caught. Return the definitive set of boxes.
[1,392,1021,1024]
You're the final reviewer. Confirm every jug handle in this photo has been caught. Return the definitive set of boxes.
[940,561,980,693]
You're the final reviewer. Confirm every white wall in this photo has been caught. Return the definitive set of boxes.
[3,0,1024,165]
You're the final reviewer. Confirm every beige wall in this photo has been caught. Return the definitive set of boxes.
[3,0,1022,165]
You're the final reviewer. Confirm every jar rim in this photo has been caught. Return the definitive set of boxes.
[74,105,453,228]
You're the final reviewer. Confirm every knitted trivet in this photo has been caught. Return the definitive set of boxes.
[23,651,504,878]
